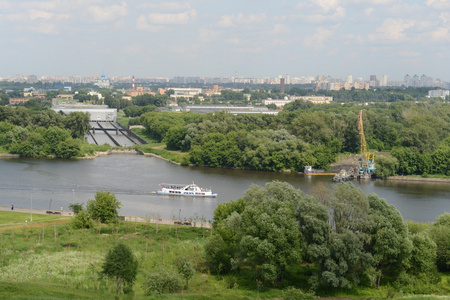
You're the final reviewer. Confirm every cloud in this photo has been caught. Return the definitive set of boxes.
[217,13,266,28]
[270,23,291,35]
[136,15,162,32]
[87,2,128,23]
[429,27,450,41]
[147,9,197,25]
[351,0,393,4]
[426,0,450,10]
[26,22,60,35]
[303,26,337,49]
[124,44,143,54]
[296,4,346,24]
[315,0,341,12]
[139,2,191,12]
[371,18,415,41]
[198,28,218,41]
[365,7,374,17]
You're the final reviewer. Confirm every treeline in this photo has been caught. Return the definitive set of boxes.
[139,101,450,175]
[0,106,91,158]
[205,181,450,294]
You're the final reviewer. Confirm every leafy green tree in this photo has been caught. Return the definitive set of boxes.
[409,232,437,275]
[367,194,412,289]
[55,138,82,158]
[236,182,305,285]
[164,125,188,151]
[86,191,122,224]
[374,155,399,178]
[71,209,93,229]
[44,126,71,153]
[102,242,138,294]
[175,255,195,288]
[428,213,450,271]
[63,111,91,140]
[144,267,183,296]
[69,203,84,214]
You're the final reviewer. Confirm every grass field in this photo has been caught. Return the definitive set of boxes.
[0,211,449,299]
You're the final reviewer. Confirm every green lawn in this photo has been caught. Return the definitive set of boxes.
[0,212,447,299]
[0,210,70,227]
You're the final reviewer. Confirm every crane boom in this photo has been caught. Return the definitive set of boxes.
[358,110,375,178]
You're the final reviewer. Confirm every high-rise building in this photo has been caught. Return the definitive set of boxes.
[380,75,388,87]
[346,75,353,84]
[280,78,285,94]
[285,74,291,85]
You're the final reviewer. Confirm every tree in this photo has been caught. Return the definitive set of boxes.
[374,155,399,178]
[236,182,304,285]
[69,203,84,214]
[102,242,138,294]
[175,255,195,288]
[63,111,91,140]
[86,191,122,224]
[367,194,412,289]
[55,138,82,158]
[428,213,450,271]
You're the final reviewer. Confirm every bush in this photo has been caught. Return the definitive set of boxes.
[283,287,316,300]
[143,268,183,296]
[86,191,122,224]
[71,210,93,229]
[175,255,195,288]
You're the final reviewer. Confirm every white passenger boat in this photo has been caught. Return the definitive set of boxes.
[157,183,217,197]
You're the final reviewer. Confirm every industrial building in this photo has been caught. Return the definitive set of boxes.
[51,107,117,121]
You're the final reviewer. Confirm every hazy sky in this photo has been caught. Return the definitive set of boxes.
[1,0,449,81]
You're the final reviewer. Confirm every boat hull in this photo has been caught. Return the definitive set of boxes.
[157,191,217,197]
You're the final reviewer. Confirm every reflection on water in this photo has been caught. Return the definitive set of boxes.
[0,155,449,223]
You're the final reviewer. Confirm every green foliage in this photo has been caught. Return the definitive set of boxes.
[283,287,316,300]
[63,111,91,140]
[71,209,94,229]
[367,194,413,288]
[55,137,82,158]
[69,203,84,214]
[375,155,399,178]
[102,242,138,294]
[134,101,450,174]
[175,255,195,288]
[428,213,450,271]
[86,191,122,224]
[143,267,183,296]
[409,232,437,275]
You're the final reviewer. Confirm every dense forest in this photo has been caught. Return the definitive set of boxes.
[1,84,449,176]
[0,106,91,158]
[137,101,450,176]
[204,181,450,296]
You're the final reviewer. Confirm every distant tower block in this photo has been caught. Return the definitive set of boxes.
[280,78,285,94]
[132,75,135,90]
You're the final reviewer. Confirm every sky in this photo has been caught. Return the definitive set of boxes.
[1,0,449,81]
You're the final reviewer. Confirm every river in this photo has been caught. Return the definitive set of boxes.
[0,154,449,223]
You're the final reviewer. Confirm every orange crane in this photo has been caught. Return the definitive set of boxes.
[358,110,375,177]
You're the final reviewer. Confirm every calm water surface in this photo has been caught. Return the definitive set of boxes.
[0,154,449,222]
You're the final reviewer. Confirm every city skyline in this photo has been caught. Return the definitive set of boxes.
[1,0,449,81]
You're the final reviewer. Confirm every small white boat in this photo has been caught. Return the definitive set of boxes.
[157,182,217,197]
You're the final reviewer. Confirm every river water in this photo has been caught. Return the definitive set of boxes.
[0,154,449,223]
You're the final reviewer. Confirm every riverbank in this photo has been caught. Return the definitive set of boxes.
[388,176,450,183]
[0,206,212,228]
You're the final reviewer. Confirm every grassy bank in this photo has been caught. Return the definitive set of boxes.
[0,211,448,299]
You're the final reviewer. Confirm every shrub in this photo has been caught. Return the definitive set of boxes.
[175,255,195,288]
[101,243,138,294]
[143,268,183,296]
[283,287,316,300]
[71,210,93,229]
[86,191,122,224]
